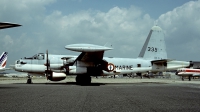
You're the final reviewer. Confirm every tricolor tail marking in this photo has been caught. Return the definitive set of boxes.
[0,52,8,68]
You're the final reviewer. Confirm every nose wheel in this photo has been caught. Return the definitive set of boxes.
[27,75,32,84]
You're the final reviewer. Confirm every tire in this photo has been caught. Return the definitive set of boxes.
[27,79,32,84]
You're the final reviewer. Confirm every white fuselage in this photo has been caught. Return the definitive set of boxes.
[14,54,190,76]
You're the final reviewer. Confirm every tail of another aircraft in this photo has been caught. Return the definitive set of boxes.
[138,26,167,60]
[0,52,8,68]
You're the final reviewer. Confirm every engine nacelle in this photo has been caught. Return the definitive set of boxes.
[47,72,66,81]
[67,66,87,75]
[63,58,75,65]
[66,64,115,75]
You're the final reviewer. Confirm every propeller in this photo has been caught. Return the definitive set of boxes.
[44,50,69,79]
[44,50,52,80]
[46,50,49,70]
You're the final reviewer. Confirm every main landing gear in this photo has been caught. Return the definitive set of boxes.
[136,73,143,79]
[189,76,191,81]
[182,76,191,81]
[76,75,91,85]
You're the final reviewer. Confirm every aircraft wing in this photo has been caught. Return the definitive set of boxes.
[0,22,21,29]
[0,68,11,71]
[76,52,104,62]
[3,68,11,70]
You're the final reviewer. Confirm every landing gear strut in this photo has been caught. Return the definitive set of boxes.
[76,75,91,85]
[27,75,32,84]
[182,76,184,81]
[136,73,143,79]
[189,76,191,81]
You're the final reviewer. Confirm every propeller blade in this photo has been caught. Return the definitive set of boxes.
[46,50,49,70]
[45,50,51,80]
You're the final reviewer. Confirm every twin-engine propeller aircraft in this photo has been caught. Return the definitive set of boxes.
[14,26,190,84]
[176,68,200,81]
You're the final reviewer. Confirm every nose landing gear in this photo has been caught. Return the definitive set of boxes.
[27,75,32,84]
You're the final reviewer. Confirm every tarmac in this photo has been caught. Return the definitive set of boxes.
[0,77,200,112]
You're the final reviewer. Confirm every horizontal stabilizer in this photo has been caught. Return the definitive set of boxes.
[151,59,173,64]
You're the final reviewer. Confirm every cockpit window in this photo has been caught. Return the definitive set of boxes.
[37,54,44,60]
[24,53,44,60]
[16,60,20,64]
[33,54,37,59]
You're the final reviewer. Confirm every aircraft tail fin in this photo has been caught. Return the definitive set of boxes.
[138,26,167,60]
[0,52,8,68]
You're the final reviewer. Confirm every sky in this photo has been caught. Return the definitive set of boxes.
[0,0,200,71]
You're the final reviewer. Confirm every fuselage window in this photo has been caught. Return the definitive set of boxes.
[137,64,141,67]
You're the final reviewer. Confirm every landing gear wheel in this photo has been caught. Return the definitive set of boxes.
[136,73,142,79]
[27,75,32,84]
[189,76,191,81]
[182,76,184,81]
[148,75,150,79]
[76,75,91,85]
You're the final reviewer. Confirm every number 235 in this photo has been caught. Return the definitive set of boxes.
[148,47,157,52]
